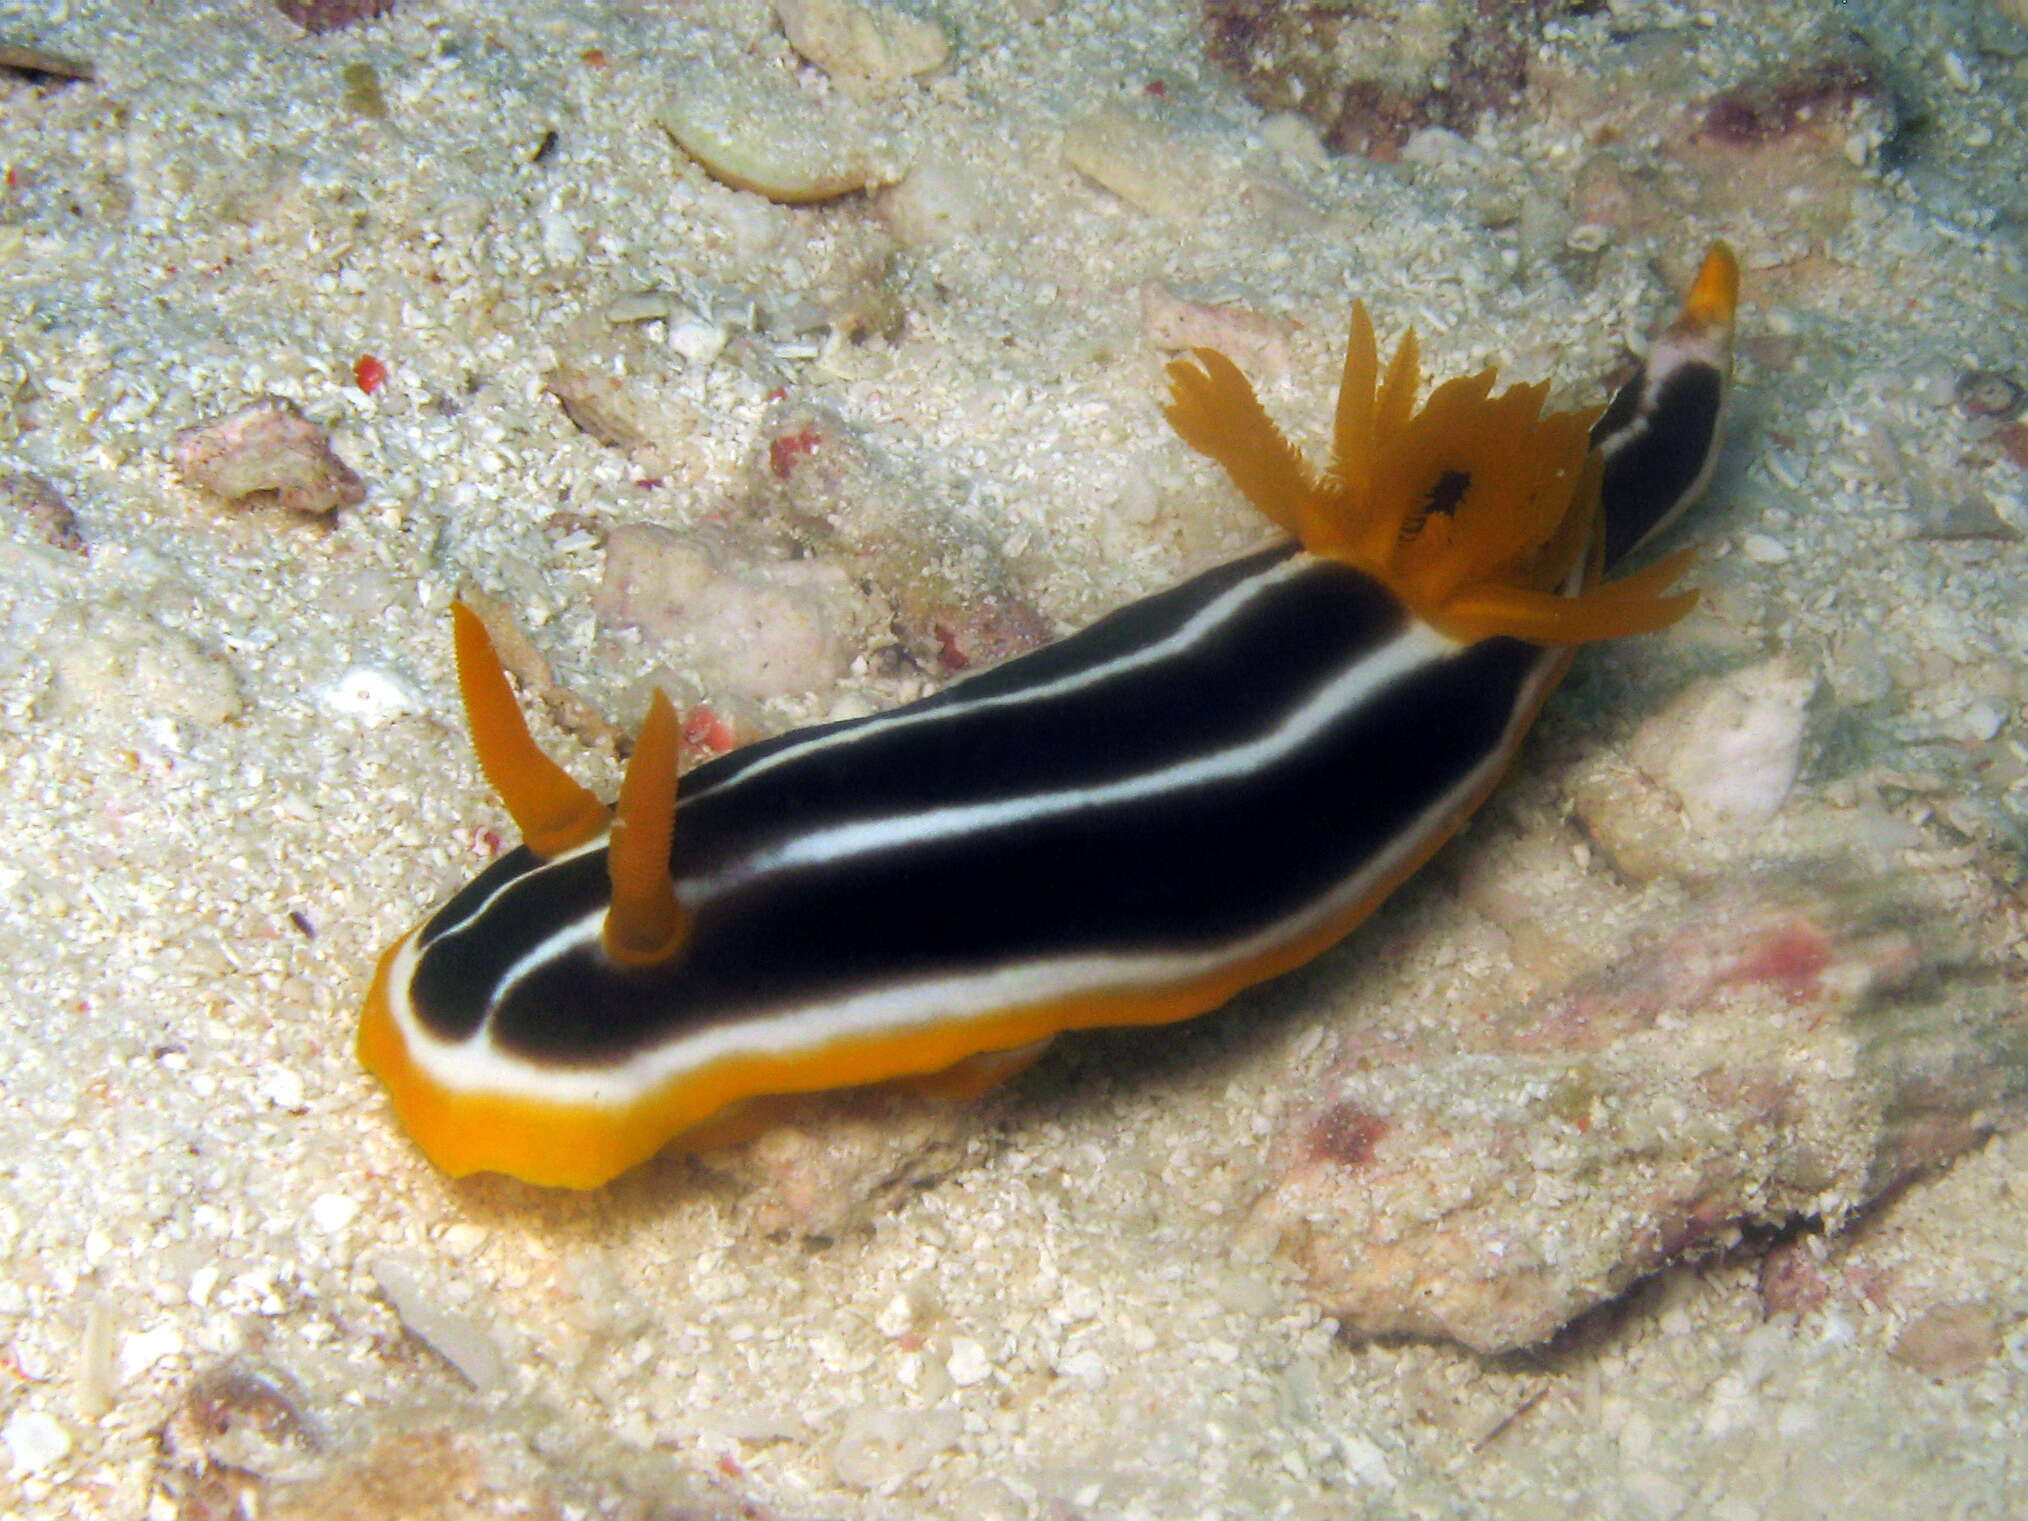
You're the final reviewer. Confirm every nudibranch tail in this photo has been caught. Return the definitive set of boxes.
[1164,275,1716,646]
[452,601,608,858]
[603,689,689,969]
[1678,239,1741,333]
[1593,242,1740,565]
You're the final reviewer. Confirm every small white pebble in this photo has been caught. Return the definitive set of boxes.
[310,1193,360,1234]
[667,316,729,366]
[259,1067,306,1111]
[1054,1281,1102,1324]
[539,206,583,262]
[4,1409,71,1477]
[1954,697,2010,743]
[322,667,419,725]
[1741,533,1792,564]
[187,1265,220,1308]
[606,289,680,324]
[945,1336,992,1387]
[875,1292,913,1338]
[1260,111,1327,164]
[117,1325,184,1384]
[11,1339,52,1382]
[1337,1432,1395,1490]
[1057,1348,1109,1389]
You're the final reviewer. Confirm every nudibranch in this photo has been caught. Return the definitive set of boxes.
[360,245,1739,1187]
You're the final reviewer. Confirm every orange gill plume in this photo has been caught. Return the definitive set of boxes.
[1163,303,1697,646]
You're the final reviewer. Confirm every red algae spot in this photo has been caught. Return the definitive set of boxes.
[1306,1103,1390,1169]
[932,623,971,672]
[1721,919,1832,1004]
[274,0,397,35]
[1649,1193,1734,1261]
[681,704,739,758]
[769,428,824,479]
[1202,0,1563,157]
[1699,36,1888,147]
[1757,1234,1831,1318]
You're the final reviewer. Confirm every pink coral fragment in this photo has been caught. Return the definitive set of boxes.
[274,0,397,35]
[171,398,365,518]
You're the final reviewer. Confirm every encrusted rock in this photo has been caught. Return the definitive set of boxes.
[273,0,397,34]
[545,358,695,458]
[1626,655,1817,833]
[1140,284,1289,379]
[739,399,1048,674]
[264,1431,572,1521]
[690,1083,1000,1237]
[1569,656,1833,884]
[595,523,876,700]
[775,0,949,99]
[1201,0,1555,157]
[1889,1301,2001,1379]
[661,62,879,204]
[1247,871,2027,1353]
[50,611,243,725]
[1,471,81,552]
[878,160,991,247]
[1062,106,1226,223]
[170,398,364,518]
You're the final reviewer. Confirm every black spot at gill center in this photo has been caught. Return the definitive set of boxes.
[1401,469,1472,541]
[1425,470,1471,517]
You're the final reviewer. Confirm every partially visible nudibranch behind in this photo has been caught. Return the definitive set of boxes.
[358,244,1740,1188]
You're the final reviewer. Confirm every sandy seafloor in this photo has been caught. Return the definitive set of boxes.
[2,0,2026,1516]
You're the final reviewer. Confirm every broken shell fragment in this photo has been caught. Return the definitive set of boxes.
[1062,106,1227,223]
[659,65,875,204]
[2,471,83,552]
